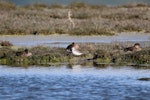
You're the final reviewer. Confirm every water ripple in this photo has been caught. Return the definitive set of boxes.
[0,65,150,100]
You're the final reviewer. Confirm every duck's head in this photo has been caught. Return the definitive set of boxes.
[134,43,141,49]
[72,42,75,46]
[24,49,29,53]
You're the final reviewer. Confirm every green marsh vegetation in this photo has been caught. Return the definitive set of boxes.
[0,1,150,35]
[0,41,150,67]
[0,1,149,67]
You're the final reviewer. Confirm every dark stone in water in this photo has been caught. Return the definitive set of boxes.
[138,78,150,81]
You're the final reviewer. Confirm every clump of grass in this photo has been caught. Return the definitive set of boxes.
[102,13,143,21]
[121,3,148,8]
[119,25,142,32]
[68,2,107,10]
[37,28,67,35]
[0,46,15,60]
[0,1,16,10]
[49,4,65,9]
[91,50,111,65]
[102,13,124,20]
[30,46,66,56]
[94,50,110,58]
[114,48,150,65]
[69,28,114,35]
[69,2,89,9]
[23,3,49,10]
[30,46,70,64]
[24,3,65,10]
[0,41,13,46]
[72,12,93,19]
[0,30,25,35]
[32,3,48,8]
[113,24,143,32]
[0,46,69,66]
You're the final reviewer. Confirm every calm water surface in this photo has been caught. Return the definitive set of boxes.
[0,65,150,100]
[7,0,150,6]
[1,33,150,47]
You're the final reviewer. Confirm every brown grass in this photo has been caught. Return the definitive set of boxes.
[0,41,13,46]
[0,1,16,10]
[0,1,150,35]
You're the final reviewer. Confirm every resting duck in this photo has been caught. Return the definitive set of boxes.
[16,49,32,57]
[66,42,83,56]
[124,43,142,52]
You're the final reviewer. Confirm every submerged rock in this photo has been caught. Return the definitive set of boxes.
[138,78,150,81]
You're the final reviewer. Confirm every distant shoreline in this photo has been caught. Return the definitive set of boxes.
[5,0,150,6]
[0,1,150,35]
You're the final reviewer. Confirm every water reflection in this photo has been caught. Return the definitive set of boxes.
[0,65,150,100]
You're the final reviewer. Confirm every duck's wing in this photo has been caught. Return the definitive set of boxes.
[124,47,134,52]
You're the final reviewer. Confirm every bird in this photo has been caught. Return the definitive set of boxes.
[15,50,24,57]
[134,43,142,51]
[16,49,32,57]
[71,47,83,56]
[124,43,141,52]
[66,42,74,53]
[23,49,32,57]
[66,42,83,56]
[0,53,6,59]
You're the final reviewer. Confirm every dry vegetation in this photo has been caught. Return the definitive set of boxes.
[0,1,150,35]
[0,41,13,46]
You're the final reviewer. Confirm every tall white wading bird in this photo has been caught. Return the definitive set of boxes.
[66,42,83,56]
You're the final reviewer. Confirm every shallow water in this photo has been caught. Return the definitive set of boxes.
[7,0,150,6]
[0,33,150,47]
[0,65,150,100]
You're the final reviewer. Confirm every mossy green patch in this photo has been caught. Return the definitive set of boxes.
[0,45,150,67]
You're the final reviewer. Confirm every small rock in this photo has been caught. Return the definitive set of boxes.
[138,78,150,81]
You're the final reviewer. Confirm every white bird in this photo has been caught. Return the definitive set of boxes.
[72,47,83,56]
[66,42,83,56]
